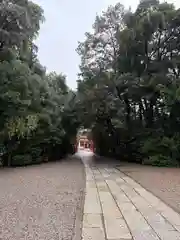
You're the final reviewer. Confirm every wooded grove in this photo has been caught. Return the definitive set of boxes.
[1,0,180,167]
[76,0,180,166]
[0,0,80,166]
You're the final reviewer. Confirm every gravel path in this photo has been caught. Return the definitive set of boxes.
[117,163,180,214]
[0,156,85,240]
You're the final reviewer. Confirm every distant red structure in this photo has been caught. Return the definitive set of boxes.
[90,140,94,152]
[75,135,94,153]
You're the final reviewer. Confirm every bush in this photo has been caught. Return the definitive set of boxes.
[30,147,42,163]
[11,154,32,166]
[143,155,179,167]
[141,135,180,167]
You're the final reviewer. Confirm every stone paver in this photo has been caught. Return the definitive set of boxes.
[82,162,180,240]
[118,164,180,214]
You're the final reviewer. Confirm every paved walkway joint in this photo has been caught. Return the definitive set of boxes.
[82,162,180,240]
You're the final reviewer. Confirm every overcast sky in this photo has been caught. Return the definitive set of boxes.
[34,0,180,89]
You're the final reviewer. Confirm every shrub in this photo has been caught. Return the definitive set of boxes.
[141,135,180,166]
[143,155,179,167]
[11,154,32,166]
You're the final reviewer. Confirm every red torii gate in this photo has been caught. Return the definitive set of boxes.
[75,135,94,152]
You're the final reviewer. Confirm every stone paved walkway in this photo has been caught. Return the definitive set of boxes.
[117,164,180,214]
[82,163,180,240]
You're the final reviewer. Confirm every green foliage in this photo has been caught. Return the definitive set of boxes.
[143,155,178,167]
[76,0,180,167]
[12,154,33,166]
[3,0,180,168]
[0,0,80,166]
[142,136,180,166]
[5,115,39,139]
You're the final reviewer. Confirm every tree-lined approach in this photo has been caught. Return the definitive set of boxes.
[1,0,180,167]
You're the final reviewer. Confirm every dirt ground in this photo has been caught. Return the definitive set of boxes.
[117,163,180,213]
[0,157,85,240]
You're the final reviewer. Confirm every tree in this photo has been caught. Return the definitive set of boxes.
[0,0,80,166]
[77,3,127,77]
[76,0,180,166]
[0,0,44,48]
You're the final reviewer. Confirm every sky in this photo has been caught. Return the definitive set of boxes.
[34,0,180,90]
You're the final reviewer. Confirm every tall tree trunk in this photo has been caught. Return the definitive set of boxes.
[124,96,131,130]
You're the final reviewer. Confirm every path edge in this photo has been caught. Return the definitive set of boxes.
[72,155,86,240]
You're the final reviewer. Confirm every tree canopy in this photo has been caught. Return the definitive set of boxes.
[1,0,180,167]
[76,0,180,166]
[0,0,80,166]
